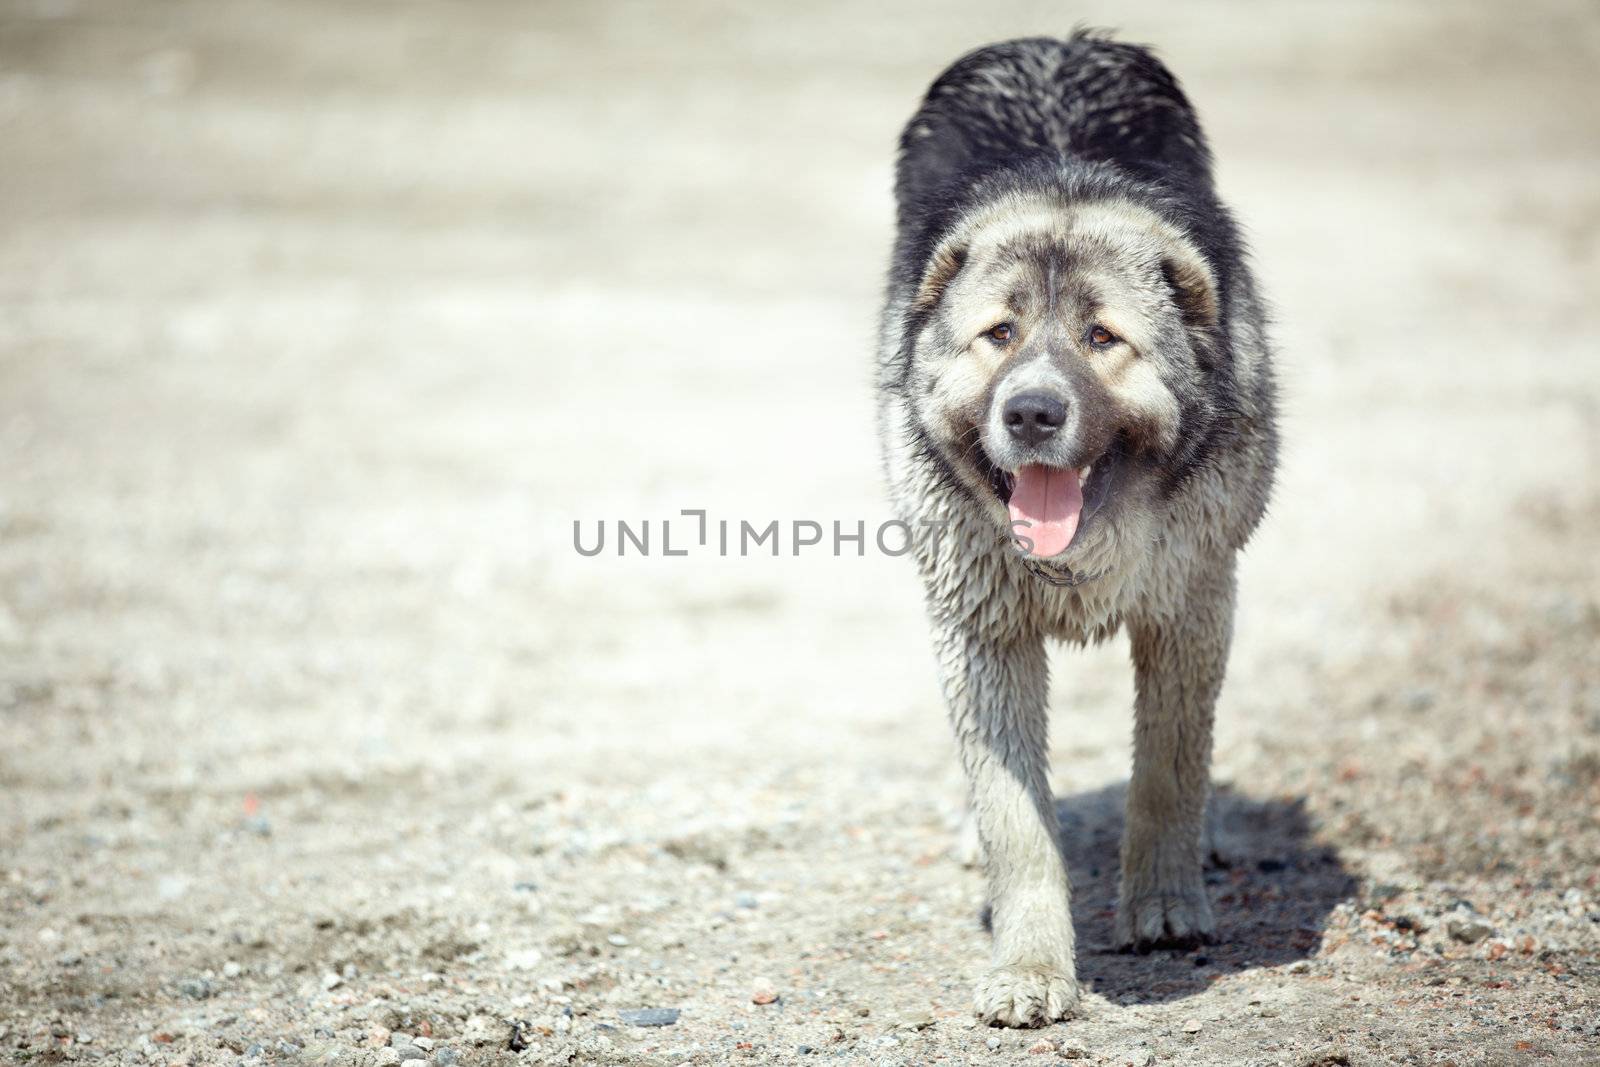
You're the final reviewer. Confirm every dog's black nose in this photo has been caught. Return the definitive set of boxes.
[1003,391,1067,446]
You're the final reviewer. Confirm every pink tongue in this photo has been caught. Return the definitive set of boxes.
[1007,465,1083,558]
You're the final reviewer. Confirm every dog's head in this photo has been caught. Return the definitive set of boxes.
[899,191,1227,564]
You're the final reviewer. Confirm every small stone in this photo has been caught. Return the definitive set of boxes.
[1028,1037,1056,1053]
[411,1037,434,1051]
[433,1051,458,1067]
[244,1044,265,1059]
[751,981,778,1005]
[619,1008,680,1027]
[396,1045,427,1062]
[1287,960,1311,974]
[301,1041,341,1064]
[796,1045,813,1055]
[222,961,243,979]
[321,971,343,990]
[986,1035,1002,1051]
[1181,1018,1202,1034]
[177,977,212,1000]
[460,1017,498,1047]
[735,892,759,909]
[1060,1048,1088,1060]
[276,1040,302,1056]
[375,1048,400,1066]
[390,1033,414,1048]
[1449,919,1495,944]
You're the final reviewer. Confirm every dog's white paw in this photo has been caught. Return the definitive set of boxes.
[973,963,1079,1027]
[1115,883,1215,950]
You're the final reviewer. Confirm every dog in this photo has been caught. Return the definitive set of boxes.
[876,33,1279,1027]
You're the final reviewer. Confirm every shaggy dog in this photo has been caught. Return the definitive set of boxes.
[876,33,1279,1027]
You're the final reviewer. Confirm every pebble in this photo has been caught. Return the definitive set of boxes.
[301,1040,340,1063]
[243,1044,264,1059]
[619,1008,680,1027]
[1181,1019,1202,1034]
[751,981,778,1005]
[396,1045,427,1062]
[411,1037,434,1051]
[276,1040,302,1056]
[735,892,759,909]
[222,961,243,979]
[460,1016,498,1047]
[375,1048,400,1066]
[1449,918,1495,944]
[433,1050,458,1067]
[177,977,212,1000]
[321,971,343,990]
[607,934,629,947]
[986,1036,1002,1051]
[1287,960,1311,974]
[506,948,543,970]
[1027,1037,1056,1054]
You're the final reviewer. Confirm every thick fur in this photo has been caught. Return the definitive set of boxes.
[877,34,1279,1027]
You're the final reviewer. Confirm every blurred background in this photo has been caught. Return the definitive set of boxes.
[2,1,1597,1063]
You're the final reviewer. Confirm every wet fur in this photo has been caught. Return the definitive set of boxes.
[876,33,1279,1026]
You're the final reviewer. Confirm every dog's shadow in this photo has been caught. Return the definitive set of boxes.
[1045,782,1355,1003]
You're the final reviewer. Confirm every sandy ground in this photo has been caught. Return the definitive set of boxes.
[2,1,1599,1065]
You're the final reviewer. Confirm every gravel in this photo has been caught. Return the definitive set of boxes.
[0,2,1597,1066]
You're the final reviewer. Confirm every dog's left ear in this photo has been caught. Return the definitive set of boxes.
[1159,239,1219,331]
[910,240,968,316]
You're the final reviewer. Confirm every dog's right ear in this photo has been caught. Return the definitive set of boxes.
[910,241,968,316]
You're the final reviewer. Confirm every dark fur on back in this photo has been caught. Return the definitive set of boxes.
[883,31,1264,499]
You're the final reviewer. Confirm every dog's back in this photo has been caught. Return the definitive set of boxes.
[895,34,1214,227]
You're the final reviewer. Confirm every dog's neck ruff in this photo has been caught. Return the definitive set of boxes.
[1019,555,1104,588]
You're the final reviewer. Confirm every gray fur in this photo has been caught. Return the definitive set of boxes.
[876,34,1279,1027]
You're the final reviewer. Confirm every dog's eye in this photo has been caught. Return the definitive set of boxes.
[1088,324,1118,347]
[986,323,1013,343]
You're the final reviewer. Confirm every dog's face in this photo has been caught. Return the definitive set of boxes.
[903,193,1223,564]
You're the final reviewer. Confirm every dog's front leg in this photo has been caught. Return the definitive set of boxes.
[935,623,1077,1026]
[1116,562,1235,949]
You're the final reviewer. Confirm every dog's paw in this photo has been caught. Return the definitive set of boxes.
[973,964,1079,1027]
[1114,886,1216,951]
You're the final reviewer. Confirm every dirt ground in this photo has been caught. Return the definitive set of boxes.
[2,1,1599,1065]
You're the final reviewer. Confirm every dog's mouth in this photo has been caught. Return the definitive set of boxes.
[975,446,1120,558]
